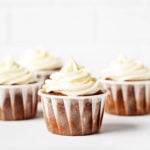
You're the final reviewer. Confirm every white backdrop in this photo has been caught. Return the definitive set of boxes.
[0,0,150,75]
[0,1,150,150]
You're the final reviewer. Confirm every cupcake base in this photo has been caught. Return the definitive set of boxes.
[0,82,41,120]
[39,90,107,136]
[101,80,150,116]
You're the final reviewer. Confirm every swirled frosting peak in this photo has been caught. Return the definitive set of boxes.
[99,56,150,81]
[0,57,36,85]
[24,48,62,71]
[43,59,103,96]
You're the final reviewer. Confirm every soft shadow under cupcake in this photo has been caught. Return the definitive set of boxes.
[100,122,139,134]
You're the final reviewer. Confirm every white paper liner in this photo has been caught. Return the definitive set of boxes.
[39,90,108,136]
[0,82,41,120]
[100,80,150,115]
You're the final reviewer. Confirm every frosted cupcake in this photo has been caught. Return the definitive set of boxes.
[39,59,108,136]
[99,56,150,115]
[23,48,62,81]
[0,58,41,120]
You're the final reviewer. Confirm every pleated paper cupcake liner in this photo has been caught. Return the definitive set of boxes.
[0,82,41,120]
[100,80,150,115]
[39,90,108,136]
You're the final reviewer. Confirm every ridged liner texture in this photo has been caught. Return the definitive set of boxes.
[39,90,108,136]
[101,80,150,115]
[0,82,41,120]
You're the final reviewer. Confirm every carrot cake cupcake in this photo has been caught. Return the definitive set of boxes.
[22,48,62,81]
[99,56,150,115]
[0,57,41,120]
[39,59,108,136]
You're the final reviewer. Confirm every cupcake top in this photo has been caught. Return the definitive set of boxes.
[99,56,150,81]
[42,59,103,96]
[0,57,36,85]
[23,48,62,72]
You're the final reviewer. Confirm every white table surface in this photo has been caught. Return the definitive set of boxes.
[0,103,150,150]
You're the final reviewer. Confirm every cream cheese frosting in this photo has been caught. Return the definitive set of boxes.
[43,59,103,96]
[99,56,150,81]
[23,48,62,71]
[0,57,36,85]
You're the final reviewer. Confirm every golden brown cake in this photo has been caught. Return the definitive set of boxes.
[99,56,150,116]
[39,59,108,135]
[0,58,41,120]
[101,80,150,115]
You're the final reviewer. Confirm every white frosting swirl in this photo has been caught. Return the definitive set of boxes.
[0,58,36,85]
[100,56,150,81]
[23,48,62,71]
[43,59,102,96]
